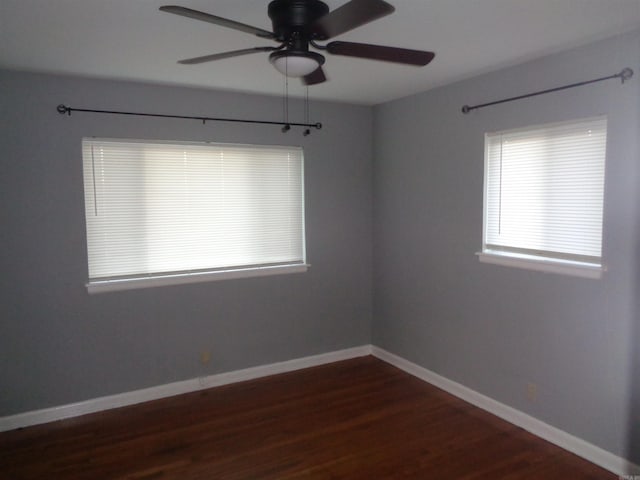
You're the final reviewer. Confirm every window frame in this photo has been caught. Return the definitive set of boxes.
[82,138,308,294]
[478,116,607,279]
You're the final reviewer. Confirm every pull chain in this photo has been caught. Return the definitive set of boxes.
[303,86,311,136]
[282,58,291,132]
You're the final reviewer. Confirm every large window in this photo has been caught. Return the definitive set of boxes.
[479,116,607,278]
[82,138,306,293]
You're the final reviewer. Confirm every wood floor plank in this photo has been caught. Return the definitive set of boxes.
[0,356,616,479]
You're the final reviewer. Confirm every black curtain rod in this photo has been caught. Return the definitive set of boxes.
[57,104,322,132]
[461,67,634,114]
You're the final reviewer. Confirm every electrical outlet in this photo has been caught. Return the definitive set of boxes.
[526,383,538,402]
[200,350,211,365]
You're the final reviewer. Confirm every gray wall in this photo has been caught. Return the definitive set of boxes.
[373,30,640,461]
[0,71,373,416]
[630,42,640,464]
[632,217,640,464]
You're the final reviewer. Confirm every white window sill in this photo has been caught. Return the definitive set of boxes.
[476,251,603,279]
[87,263,310,294]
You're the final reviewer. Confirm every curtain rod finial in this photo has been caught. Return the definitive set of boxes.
[620,67,633,83]
[57,104,70,115]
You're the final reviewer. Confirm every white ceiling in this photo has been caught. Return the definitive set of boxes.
[1,0,639,106]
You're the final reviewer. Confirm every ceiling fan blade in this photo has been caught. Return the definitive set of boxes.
[327,41,435,66]
[311,0,394,40]
[160,5,274,39]
[303,67,327,85]
[178,47,278,65]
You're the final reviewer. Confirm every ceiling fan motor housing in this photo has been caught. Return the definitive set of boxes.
[268,0,330,43]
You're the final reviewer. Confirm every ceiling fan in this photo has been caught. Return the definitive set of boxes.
[160,0,435,85]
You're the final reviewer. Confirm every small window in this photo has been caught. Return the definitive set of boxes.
[82,138,307,293]
[478,116,607,278]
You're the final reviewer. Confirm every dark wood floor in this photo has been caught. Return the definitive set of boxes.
[0,356,615,479]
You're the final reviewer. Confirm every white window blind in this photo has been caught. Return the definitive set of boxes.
[82,138,306,292]
[482,116,607,272]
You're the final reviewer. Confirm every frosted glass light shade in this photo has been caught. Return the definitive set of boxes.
[270,51,324,77]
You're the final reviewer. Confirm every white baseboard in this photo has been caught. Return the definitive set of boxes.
[371,346,640,477]
[2,343,637,476]
[0,345,372,433]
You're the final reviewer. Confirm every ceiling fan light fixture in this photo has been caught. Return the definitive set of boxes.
[269,50,325,77]
[163,0,436,87]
